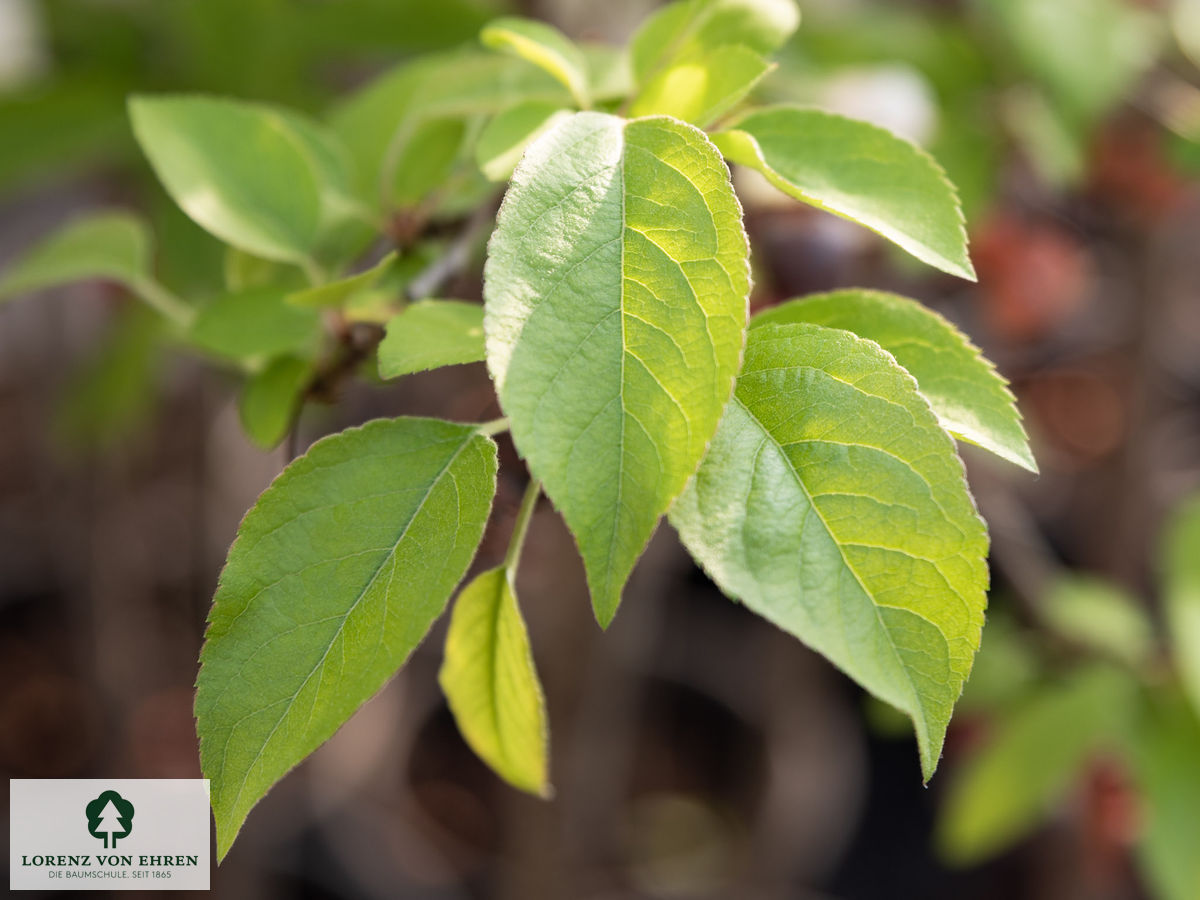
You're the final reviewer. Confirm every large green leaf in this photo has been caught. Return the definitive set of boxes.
[936,666,1135,865]
[0,211,151,300]
[753,291,1034,471]
[629,45,771,128]
[378,300,485,379]
[129,95,356,265]
[196,417,498,858]
[670,323,988,778]
[481,17,590,109]
[630,0,799,85]
[713,106,975,279]
[485,112,749,626]
[1163,493,1200,720]
[439,566,550,796]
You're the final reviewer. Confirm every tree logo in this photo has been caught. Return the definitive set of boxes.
[85,790,134,849]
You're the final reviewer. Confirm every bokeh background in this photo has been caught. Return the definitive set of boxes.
[2,0,1199,897]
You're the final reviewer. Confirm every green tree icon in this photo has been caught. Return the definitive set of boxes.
[86,790,134,849]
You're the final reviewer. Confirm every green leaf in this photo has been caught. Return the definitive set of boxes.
[286,253,398,309]
[669,323,988,779]
[476,101,574,182]
[439,566,550,796]
[129,95,355,265]
[238,356,311,449]
[1132,692,1200,900]
[1042,575,1153,667]
[330,50,569,209]
[935,666,1135,865]
[481,17,590,110]
[379,300,485,379]
[485,112,749,626]
[0,211,151,300]
[196,417,498,859]
[713,106,975,279]
[189,288,321,361]
[630,0,800,85]
[1162,493,1200,720]
[753,290,1034,471]
[629,45,771,128]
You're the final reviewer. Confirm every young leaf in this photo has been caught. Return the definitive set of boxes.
[129,95,354,265]
[286,252,397,309]
[485,112,750,626]
[224,248,307,292]
[378,300,485,379]
[439,567,550,796]
[753,290,1035,471]
[481,17,590,110]
[669,323,988,779]
[188,288,321,362]
[196,417,498,859]
[1162,493,1200,720]
[0,211,150,300]
[935,666,1135,865]
[1132,692,1200,900]
[713,107,975,279]
[330,50,568,208]
[476,101,574,182]
[629,45,771,128]
[630,0,800,85]
[238,356,311,449]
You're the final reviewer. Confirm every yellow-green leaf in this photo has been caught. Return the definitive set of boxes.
[481,17,590,109]
[714,106,975,279]
[440,566,550,796]
[630,45,771,128]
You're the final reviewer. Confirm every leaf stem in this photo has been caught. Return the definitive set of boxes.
[131,276,195,328]
[477,417,510,436]
[504,478,541,572]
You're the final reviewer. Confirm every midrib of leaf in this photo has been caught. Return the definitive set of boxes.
[731,386,947,752]
[214,433,474,819]
[481,572,524,771]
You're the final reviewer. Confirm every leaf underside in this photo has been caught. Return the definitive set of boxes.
[484,111,750,626]
[670,322,989,779]
[754,290,1035,471]
[714,106,975,279]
